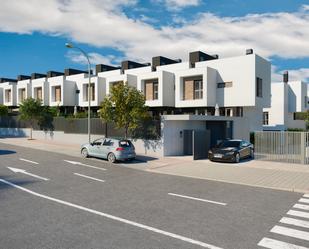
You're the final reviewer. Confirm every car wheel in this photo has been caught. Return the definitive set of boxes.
[107,153,116,163]
[81,148,89,158]
[250,149,254,159]
[234,153,240,163]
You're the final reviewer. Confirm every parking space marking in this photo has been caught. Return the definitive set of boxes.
[168,193,227,206]
[258,237,308,249]
[304,194,309,198]
[0,179,223,249]
[20,158,39,165]
[270,225,309,242]
[63,160,106,171]
[74,173,105,182]
[280,217,309,229]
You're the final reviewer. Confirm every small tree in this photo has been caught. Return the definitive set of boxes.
[100,83,149,138]
[0,105,8,117]
[19,98,42,140]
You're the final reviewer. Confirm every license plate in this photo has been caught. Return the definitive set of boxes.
[214,154,223,158]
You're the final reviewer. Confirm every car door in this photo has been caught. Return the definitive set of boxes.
[89,138,104,157]
[240,141,250,158]
[99,139,114,159]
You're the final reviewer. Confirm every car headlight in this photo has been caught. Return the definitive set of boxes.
[208,150,213,154]
[226,151,235,155]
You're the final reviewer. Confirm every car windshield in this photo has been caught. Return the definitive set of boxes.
[217,141,241,148]
[119,140,133,148]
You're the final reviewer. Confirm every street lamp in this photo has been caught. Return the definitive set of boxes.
[65,43,92,143]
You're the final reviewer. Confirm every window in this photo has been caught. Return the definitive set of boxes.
[217,82,233,88]
[256,77,263,97]
[55,86,61,102]
[194,79,203,99]
[103,139,113,146]
[153,81,158,100]
[85,83,95,101]
[225,108,233,117]
[5,89,11,102]
[19,88,26,102]
[35,87,42,100]
[263,112,269,125]
[92,138,104,146]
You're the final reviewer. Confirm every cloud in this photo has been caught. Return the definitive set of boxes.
[0,0,309,70]
[154,0,201,11]
[66,51,121,66]
[272,66,309,82]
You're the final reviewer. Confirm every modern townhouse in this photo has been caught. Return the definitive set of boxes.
[16,75,32,105]
[1,78,18,107]
[31,73,49,105]
[263,72,308,131]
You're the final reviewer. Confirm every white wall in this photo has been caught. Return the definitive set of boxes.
[162,120,206,156]
[288,81,307,113]
[31,78,49,105]
[2,82,17,106]
[17,79,31,105]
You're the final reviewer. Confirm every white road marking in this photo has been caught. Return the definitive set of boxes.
[270,225,309,241]
[303,194,309,198]
[19,158,39,165]
[74,173,105,182]
[294,203,309,211]
[280,217,309,229]
[287,210,309,219]
[0,179,223,249]
[7,167,49,181]
[258,237,308,249]
[299,198,309,204]
[168,193,227,206]
[64,160,106,171]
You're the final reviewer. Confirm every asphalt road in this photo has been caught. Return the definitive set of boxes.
[0,143,308,249]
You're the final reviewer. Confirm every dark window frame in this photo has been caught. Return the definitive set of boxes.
[193,79,203,99]
[256,77,263,97]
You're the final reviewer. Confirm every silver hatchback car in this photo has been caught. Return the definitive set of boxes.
[81,138,136,163]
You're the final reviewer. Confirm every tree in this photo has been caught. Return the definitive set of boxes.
[19,98,42,140]
[99,83,149,138]
[0,105,8,117]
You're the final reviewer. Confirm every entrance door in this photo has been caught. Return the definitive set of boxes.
[193,130,211,160]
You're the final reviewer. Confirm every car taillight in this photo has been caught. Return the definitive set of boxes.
[116,147,124,151]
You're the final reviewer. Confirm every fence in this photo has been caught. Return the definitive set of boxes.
[254,131,309,164]
[0,116,161,139]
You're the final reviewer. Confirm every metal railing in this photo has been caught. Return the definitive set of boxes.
[254,131,308,165]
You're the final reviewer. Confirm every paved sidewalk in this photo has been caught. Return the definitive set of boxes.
[1,137,309,193]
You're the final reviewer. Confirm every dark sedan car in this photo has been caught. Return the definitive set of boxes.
[208,139,254,163]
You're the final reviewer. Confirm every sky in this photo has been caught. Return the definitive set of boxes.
[0,0,308,82]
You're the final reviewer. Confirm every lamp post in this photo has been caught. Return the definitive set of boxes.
[65,43,92,143]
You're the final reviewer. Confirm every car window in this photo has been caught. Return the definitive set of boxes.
[92,139,103,146]
[218,140,241,148]
[103,139,113,146]
[119,140,133,148]
[242,141,249,147]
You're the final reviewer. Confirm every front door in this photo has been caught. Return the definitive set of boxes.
[90,138,104,157]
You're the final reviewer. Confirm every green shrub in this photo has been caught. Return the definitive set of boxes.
[0,105,8,117]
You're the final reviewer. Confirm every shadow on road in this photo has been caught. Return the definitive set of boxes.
[0,150,16,155]
[0,176,36,190]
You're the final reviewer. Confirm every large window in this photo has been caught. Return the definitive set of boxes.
[35,87,42,101]
[84,83,95,101]
[256,77,263,97]
[263,112,269,125]
[153,81,159,100]
[19,88,26,102]
[194,79,203,99]
[55,86,61,102]
[5,89,11,102]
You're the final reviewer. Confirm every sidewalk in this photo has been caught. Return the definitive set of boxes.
[1,137,309,193]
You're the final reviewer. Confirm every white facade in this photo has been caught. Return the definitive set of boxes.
[49,75,76,107]
[17,79,31,105]
[31,77,49,105]
[263,81,308,130]
[2,81,17,106]
[78,76,106,107]
[137,70,174,107]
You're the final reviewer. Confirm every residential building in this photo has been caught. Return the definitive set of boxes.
[31,73,48,105]
[263,72,308,130]
[1,78,18,107]
[16,75,32,105]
